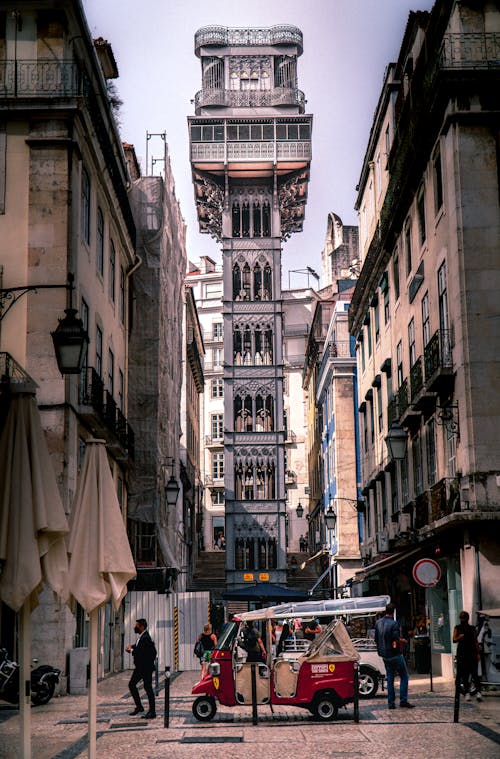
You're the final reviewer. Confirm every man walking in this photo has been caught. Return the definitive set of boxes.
[126,618,157,719]
[375,602,415,710]
[453,610,482,701]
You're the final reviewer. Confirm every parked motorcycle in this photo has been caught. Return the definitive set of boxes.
[0,648,60,706]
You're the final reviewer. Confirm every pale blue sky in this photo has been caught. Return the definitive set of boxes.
[83,0,434,284]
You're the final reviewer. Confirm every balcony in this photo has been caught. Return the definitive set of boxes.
[205,434,224,447]
[285,429,297,443]
[424,330,454,392]
[285,469,297,486]
[387,396,400,427]
[205,474,224,488]
[203,329,223,344]
[203,360,224,373]
[414,491,430,529]
[79,367,134,459]
[397,379,410,418]
[430,477,460,521]
[410,357,424,401]
[191,139,311,163]
[194,87,305,113]
[0,59,81,99]
[440,32,500,71]
[194,25,303,55]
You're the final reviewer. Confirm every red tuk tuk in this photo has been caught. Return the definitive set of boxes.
[191,598,370,722]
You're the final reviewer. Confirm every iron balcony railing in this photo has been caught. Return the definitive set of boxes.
[440,32,500,70]
[194,87,305,112]
[79,367,134,455]
[410,356,424,401]
[80,367,104,415]
[424,329,453,379]
[387,396,400,427]
[194,25,303,53]
[0,59,81,98]
[103,391,117,433]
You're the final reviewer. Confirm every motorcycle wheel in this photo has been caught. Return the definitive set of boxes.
[192,695,217,721]
[31,680,55,706]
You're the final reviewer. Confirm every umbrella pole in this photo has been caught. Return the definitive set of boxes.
[88,607,98,759]
[19,600,31,759]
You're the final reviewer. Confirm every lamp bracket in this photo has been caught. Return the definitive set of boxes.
[0,273,74,322]
[436,403,459,436]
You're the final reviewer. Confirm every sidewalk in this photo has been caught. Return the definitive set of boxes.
[1,670,499,758]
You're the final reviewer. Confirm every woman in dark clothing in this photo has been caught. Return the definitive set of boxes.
[276,622,291,657]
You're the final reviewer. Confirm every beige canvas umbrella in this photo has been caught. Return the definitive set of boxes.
[0,391,69,759]
[67,438,136,759]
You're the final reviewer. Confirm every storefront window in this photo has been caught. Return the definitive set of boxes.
[428,555,461,655]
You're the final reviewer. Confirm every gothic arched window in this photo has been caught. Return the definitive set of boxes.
[242,263,251,301]
[254,262,262,300]
[243,325,252,364]
[253,203,261,238]
[263,263,272,300]
[232,202,241,237]
[233,263,242,300]
[234,395,243,432]
[244,395,253,431]
[262,202,271,237]
[233,327,242,364]
[264,328,273,364]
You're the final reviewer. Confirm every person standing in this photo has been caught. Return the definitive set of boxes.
[453,610,482,701]
[375,602,415,710]
[125,618,157,719]
[197,623,217,678]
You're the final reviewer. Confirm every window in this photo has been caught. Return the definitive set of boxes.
[433,146,443,213]
[81,167,90,246]
[109,240,116,302]
[358,336,365,373]
[408,318,416,367]
[417,188,426,247]
[212,492,224,507]
[95,326,103,377]
[107,348,114,394]
[211,413,224,440]
[95,208,104,278]
[438,262,449,334]
[377,385,383,432]
[375,152,381,197]
[213,322,223,340]
[393,252,400,301]
[119,267,125,323]
[80,298,89,367]
[404,221,412,277]
[373,299,380,342]
[401,452,409,506]
[366,317,372,357]
[212,453,224,480]
[385,123,390,155]
[384,289,390,324]
[211,378,223,398]
[396,340,403,386]
[212,348,223,368]
[426,418,436,485]
[412,435,423,495]
[118,369,124,411]
[422,292,430,346]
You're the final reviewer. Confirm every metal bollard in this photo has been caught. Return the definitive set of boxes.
[353,662,360,724]
[164,665,171,728]
[251,663,258,726]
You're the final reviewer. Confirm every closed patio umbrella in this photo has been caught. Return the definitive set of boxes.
[0,391,69,759]
[67,438,136,759]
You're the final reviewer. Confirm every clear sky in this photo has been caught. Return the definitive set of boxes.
[82,0,435,286]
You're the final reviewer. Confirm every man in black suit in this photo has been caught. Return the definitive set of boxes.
[126,618,157,718]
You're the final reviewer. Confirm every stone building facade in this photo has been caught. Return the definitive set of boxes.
[188,25,312,589]
[0,1,136,679]
[350,0,500,676]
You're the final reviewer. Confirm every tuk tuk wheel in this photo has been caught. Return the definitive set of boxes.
[358,666,379,699]
[312,693,339,721]
[192,695,217,722]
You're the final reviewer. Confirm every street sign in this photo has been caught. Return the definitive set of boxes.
[412,558,441,587]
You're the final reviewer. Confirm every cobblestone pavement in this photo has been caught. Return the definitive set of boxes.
[1,671,499,758]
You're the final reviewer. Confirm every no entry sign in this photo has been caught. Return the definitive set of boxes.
[412,558,441,587]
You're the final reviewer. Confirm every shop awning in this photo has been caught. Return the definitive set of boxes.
[354,547,421,581]
[222,582,307,601]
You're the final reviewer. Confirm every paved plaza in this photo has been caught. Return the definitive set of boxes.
[1,671,499,758]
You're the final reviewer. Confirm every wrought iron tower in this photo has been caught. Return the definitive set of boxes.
[188,25,312,589]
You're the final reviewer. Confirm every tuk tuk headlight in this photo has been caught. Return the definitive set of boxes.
[208,662,220,677]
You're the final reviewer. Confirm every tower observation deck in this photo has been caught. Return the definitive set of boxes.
[188,24,312,590]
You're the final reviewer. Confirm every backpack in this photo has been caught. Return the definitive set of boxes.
[193,639,204,659]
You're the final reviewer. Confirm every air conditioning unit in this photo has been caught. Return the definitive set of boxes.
[376,532,389,553]
[399,513,411,533]
[387,521,398,540]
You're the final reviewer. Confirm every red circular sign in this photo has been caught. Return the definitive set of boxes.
[412,558,441,587]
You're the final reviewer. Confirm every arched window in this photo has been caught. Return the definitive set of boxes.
[244,395,253,431]
[242,263,251,301]
[262,202,271,237]
[254,325,262,364]
[243,325,252,364]
[255,461,266,499]
[233,263,241,300]
[258,538,267,569]
[253,262,262,300]
[233,327,242,364]
[235,538,244,569]
[235,463,244,498]
[244,464,254,500]
[266,395,274,431]
[264,328,273,364]
[232,202,241,237]
[242,202,250,237]
[253,203,261,238]
[255,395,264,432]
[263,263,272,300]
[267,462,276,499]
[234,396,243,432]
[268,538,277,568]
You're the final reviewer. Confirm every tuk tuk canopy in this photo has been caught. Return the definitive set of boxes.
[238,595,391,622]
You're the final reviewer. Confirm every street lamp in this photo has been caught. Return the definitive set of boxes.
[324,506,337,531]
[385,424,408,461]
[295,501,304,518]
[165,474,180,507]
